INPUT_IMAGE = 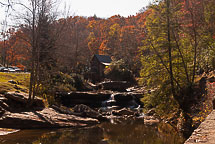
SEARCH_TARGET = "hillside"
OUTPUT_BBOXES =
[0,72,30,94]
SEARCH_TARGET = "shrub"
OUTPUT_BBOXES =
[104,59,135,83]
[69,73,86,91]
[37,72,75,98]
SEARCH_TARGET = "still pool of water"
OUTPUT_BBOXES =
[0,120,185,144]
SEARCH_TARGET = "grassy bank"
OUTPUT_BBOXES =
[0,72,30,94]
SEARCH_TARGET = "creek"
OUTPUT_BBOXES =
[0,83,186,143]
[0,120,185,144]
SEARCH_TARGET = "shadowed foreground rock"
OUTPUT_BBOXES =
[3,92,45,111]
[0,92,99,129]
[185,110,215,144]
[0,90,144,130]
[0,108,99,129]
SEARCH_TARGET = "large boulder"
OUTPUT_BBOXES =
[73,104,107,121]
[5,92,45,110]
[56,91,111,107]
[0,93,100,130]
[0,108,99,129]
[112,108,135,116]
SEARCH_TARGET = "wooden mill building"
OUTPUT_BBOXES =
[90,54,112,82]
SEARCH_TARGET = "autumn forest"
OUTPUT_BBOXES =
[1,0,215,140]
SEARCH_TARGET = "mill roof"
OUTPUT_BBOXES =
[94,54,112,65]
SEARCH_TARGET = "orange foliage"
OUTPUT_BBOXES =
[1,28,30,67]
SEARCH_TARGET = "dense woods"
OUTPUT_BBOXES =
[0,9,146,76]
[140,0,215,115]
[1,0,215,121]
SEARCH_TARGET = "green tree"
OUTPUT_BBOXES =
[139,0,199,113]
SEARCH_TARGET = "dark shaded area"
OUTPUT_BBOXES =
[55,91,143,108]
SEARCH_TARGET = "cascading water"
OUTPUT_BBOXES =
[99,92,144,124]
[102,93,116,107]
[100,93,119,115]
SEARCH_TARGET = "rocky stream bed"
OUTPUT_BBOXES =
[0,81,160,136]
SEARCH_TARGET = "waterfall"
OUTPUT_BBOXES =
[101,93,118,112]
[102,93,115,106]
[99,92,144,124]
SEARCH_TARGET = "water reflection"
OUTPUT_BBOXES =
[0,121,185,144]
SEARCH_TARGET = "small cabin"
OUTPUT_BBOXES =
[90,54,112,82]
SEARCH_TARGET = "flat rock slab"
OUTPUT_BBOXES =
[97,81,131,91]
[0,128,19,136]
[0,108,99,129]
[185,110,215,144]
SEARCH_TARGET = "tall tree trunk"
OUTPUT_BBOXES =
[191,13,197,85]
[166,0,176,97]
[75,24,79,69]
[29,0,36,102]
[172,30,190,85]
